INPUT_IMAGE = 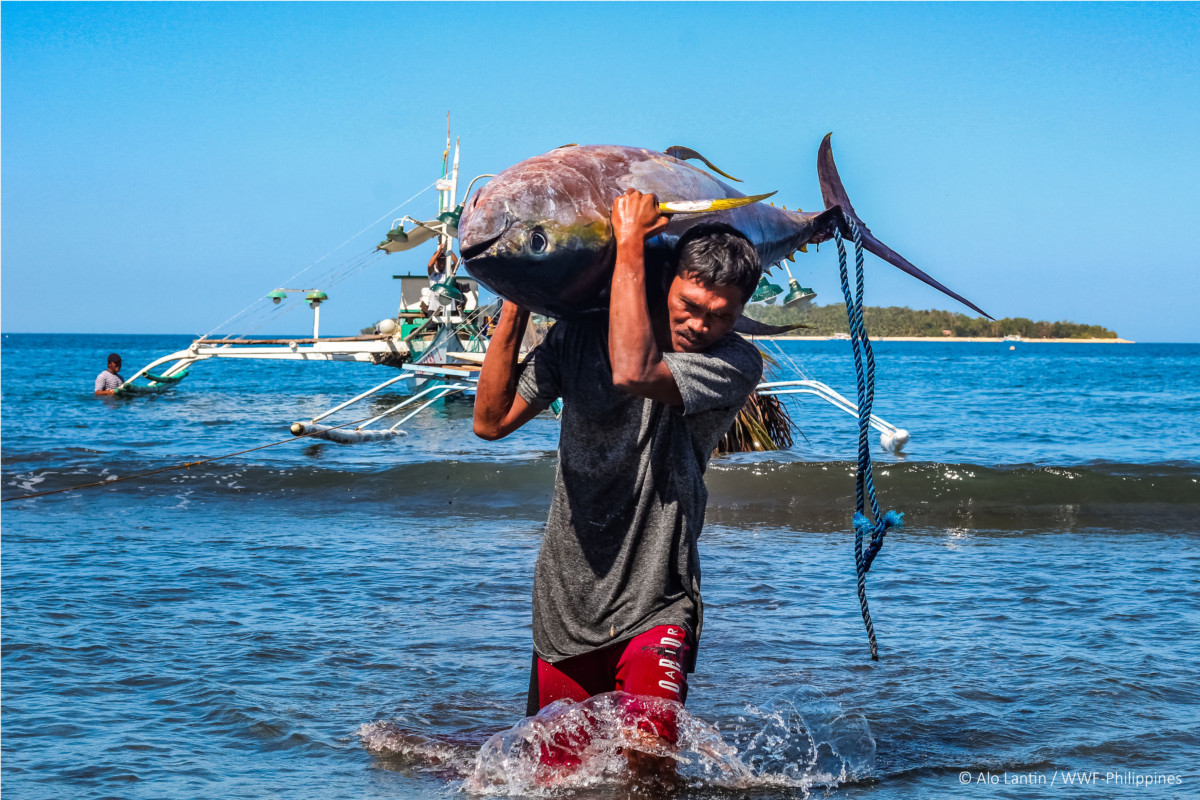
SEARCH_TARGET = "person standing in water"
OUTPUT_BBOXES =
[94,353,124,397]
[473,189,762,770]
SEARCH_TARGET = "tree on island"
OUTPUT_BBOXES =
[747,304,1118,339]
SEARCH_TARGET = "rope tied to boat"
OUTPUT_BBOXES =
[833,213,904,661]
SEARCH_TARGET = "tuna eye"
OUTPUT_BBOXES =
[530,229,548,253]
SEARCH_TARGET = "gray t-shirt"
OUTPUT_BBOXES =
[95,370,123,393]
[517,316,762,669]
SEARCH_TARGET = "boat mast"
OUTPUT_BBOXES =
[450,136,460,212]
[438,113,451,217]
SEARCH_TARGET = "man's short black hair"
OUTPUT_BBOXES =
[674,223,762,303]
[107,353,122,365]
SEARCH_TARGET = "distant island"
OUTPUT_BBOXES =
[748,303,1122,340]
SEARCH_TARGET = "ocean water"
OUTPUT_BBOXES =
[2,333,1198,799]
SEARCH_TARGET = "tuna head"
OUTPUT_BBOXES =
[458,147,623,318]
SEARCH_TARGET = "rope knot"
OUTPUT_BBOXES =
[856,509,903,572]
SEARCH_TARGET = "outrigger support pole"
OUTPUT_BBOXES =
[756,379,910,452]
[308,372,415,424]
[290,381,473,443]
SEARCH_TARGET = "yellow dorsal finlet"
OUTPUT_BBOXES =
[664,146,743,183]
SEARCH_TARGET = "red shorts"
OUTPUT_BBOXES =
[527,625,693,761]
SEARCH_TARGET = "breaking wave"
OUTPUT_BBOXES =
[5,458,1196,532]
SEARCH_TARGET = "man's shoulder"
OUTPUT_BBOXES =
[661,330,762,418]
[709,331,763,375]
[716,329,762,357]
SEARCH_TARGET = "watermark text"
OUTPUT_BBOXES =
[958,770,1184,788]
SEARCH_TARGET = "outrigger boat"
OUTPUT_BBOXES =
[120,130,909,451]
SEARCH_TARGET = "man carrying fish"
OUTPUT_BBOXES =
[474,189,763,773]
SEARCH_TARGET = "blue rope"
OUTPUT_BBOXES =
[833,216,903,661]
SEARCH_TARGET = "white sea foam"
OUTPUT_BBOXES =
[12,471,51,491]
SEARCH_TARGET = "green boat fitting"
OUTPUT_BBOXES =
[144,369,189,385]
[782,279,816,307]
[751,275,784,303]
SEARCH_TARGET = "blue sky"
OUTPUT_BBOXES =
[3,2,1198,341]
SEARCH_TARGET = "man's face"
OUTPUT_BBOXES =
[666,270,745,353]
[108,360,121,373]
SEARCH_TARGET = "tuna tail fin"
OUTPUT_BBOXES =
[817,133,992,320]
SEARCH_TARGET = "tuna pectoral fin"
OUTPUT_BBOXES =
[660,191,776,215]
[734,314,806,337]
[817,133,993,320]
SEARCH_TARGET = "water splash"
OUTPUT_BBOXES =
[730,690,876,787]
[358,721,477,782]
[465,693,751,795]
[359,690,875,796]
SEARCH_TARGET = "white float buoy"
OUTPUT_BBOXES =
[881,429,910,452]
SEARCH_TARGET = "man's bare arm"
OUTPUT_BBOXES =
[608,190,683,406]
[473,301,542,440]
